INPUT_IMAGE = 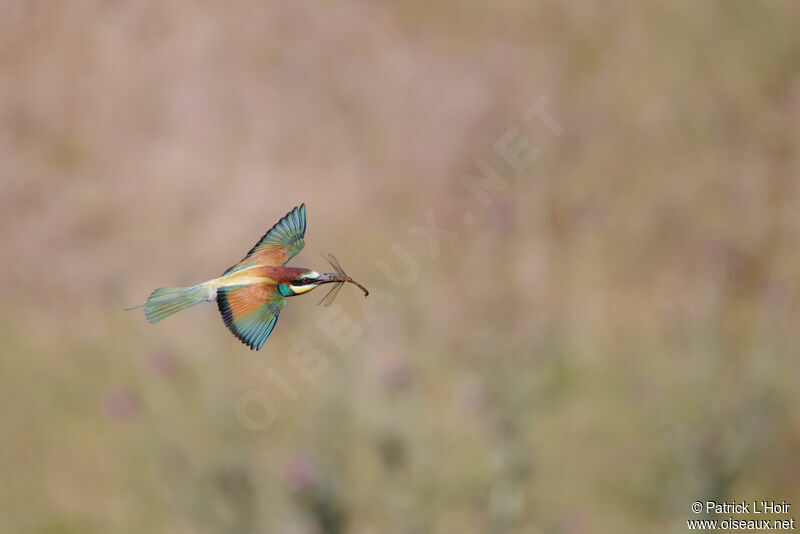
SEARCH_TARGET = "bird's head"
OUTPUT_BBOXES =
[277,255,369,303]
[279,271,323,296]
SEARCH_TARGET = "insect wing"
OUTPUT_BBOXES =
[325,253,346,276]
[318,281,344,306]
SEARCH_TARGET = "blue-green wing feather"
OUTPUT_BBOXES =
[217,285,286,350]
[224,204,306,275]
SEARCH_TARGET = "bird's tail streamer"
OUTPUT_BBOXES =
[127,284,210,324]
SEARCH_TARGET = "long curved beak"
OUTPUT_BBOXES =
[312,273,342,284]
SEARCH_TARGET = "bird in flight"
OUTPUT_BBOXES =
[128,204,368,350]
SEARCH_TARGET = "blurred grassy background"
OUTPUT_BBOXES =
[2,1,800,533]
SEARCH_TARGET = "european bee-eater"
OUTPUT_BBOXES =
[130,204,368,350]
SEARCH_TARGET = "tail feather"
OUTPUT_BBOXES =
[144,285,209,324]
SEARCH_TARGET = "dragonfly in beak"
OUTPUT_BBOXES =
[310,253,369,306]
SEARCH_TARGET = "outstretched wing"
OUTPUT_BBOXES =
[224,204,306,274]
[217,284,286,350]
